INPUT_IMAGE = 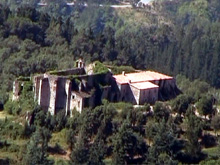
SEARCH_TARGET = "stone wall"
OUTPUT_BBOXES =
[12,80,20,101]
[139,87,158,104]
[40,78,50,110]
[55,78,67,112]
[31,70,179,115]
[130,86,140,105]
[150,78,178,101]
[116,83,135,103]
[70,92,83,114]
[33,76,43,101]
[65,80,72,116]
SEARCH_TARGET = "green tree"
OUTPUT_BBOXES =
[70,131,89,165]
[184,106,203,160]
[154,102,170,122]
[197,95,214,119]
[23,128,53,165]
[88,135,106,165]
[147,120,180,165]
[171,94,193,115]
[112,120,148,164]
[211,115,220,135]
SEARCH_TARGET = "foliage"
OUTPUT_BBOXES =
[171,94,193,115]
[22,127,53,165]
[4,100,21,115]
[93,61,109,74]
[147,120,180,164]
[153,102,170,122]
[184,106,204,162]
[112,120,148,164]
[1,0,220,102]
[0,119,23,140]
[197,95,215,118]
[69,132,89,164]
[1,0,220,164]
[110,65,135,74]
[211,115,220,135]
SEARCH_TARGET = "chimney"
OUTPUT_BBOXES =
[122,71,125,76]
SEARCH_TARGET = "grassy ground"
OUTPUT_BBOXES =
[0,150,19,164]
[203,146,218,157]
[109,102,133,112]
[49,128,71,162]
[50,129,69,150]
[104,158,113,165]
[49,155,69,165]
[0,111,15,120]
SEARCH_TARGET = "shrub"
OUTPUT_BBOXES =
[93,61,108,74]
[4,100,21,115]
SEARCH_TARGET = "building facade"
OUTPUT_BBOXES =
[113,71,178,105]
[12,62,179,116]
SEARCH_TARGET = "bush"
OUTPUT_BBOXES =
[0,119,23,140]
[201,134,217,148]
[93,61,109,74]
[4,100,21,115]
[111,65,135,74]
[21,122,34,139]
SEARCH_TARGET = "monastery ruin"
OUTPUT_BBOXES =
[12,60,179,116]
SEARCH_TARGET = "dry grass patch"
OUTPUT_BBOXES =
[50,129,69,150]
[0,111,14,120]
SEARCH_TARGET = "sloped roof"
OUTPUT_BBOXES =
[72,91,91,98]
[131,81,159,90]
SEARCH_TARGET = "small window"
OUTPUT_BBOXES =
[72,94,75,99]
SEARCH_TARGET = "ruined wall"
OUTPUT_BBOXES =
[33,76,43,101]
[101,85,111,100]
[40,78,50,111]
[70,92,83,114]
[55,78,67,112]
[73,72,112,89]
[32,71,179,116]
[48,77,58,115]
[69,72,118,110]
[65,80,72,116]
[12,80,20,101]
[51,68,85,76]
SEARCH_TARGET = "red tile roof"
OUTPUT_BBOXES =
[113,71,173,85]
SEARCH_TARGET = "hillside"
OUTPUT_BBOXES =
[1,0,220,164]
[0,0,220,104]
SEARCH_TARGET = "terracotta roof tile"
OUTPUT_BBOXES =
[113,71,173,84]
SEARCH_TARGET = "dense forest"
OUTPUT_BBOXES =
[0,0,220,102]
[1,0,220,164]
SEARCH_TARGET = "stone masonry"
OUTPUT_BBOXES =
[13,60,180,116]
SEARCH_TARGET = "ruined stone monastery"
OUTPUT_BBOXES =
[13,60,179,116]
